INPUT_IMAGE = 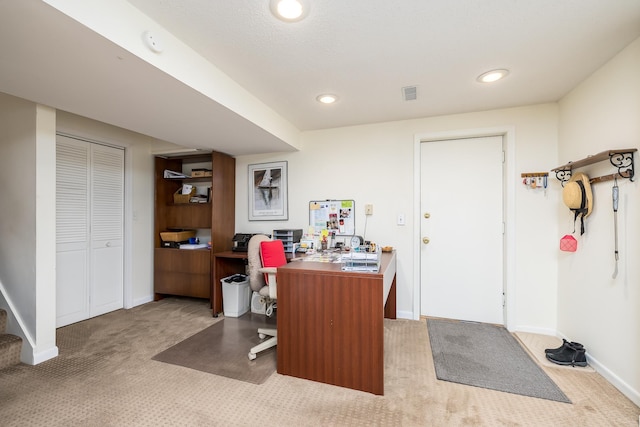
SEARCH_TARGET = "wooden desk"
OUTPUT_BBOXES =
[276,251,397,395]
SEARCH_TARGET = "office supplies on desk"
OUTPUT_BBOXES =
[342,247,381,272]
[273,229,303,253]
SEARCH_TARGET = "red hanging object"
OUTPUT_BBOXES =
[560,234,577,252]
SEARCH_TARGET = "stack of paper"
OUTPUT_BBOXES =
[164,169,190,179]
[179,244,208,250]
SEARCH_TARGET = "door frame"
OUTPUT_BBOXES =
[413,126,516,329]
[57,132,134,310]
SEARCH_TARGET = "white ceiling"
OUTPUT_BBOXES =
[1,1,639,155]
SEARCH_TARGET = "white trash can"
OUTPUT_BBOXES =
[221,274,250,317]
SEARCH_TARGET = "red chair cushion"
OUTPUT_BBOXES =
[260,240,287,286]
[260,240,288,268]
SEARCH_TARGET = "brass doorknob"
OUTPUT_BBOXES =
[424,213,430,219]
[422,237,430,244]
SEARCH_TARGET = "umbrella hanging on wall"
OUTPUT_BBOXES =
[611,177,619,279]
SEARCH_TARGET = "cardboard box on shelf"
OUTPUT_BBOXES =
[160,230,196,242]
[191,169,212,177]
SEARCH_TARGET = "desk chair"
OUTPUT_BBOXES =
[247,235,287,360]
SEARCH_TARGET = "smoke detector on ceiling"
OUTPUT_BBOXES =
[402,86,417,101]
[142,31,163,53]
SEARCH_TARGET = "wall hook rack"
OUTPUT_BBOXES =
[520,172,549,178]
[551,149,637,187]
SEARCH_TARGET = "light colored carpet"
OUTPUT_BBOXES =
[0,297,638,426]
[515,332,596,372]
[427,318,570,403]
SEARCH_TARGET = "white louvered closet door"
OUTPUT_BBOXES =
[56,136,124,327]
[89,143,124,318]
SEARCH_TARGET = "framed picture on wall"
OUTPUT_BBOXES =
[248,161,288,221]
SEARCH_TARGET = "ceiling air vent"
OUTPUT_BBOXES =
[402,86,417,101]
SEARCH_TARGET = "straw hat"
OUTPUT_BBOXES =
[562,172,592,217]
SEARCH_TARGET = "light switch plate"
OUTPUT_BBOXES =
[397,213,405,225]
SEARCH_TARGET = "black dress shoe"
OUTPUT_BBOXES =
[546,342,587,367]
[545,339,584,355]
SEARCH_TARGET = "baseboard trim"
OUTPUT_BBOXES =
[130,295,154,308]
[396,310,413,320]
[30,345,59,365]
[519,326,640,408]
[586,352,640,407]
[510,325,556,336]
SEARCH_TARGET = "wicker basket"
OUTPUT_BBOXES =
[173,187,196,204]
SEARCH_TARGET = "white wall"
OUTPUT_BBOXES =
[0,93,57,363]
[235,103,560,328]
[34,103,57,363]
[558,36,640,404]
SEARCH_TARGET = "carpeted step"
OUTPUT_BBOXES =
[0,333,22,370]
[0,309,6,334]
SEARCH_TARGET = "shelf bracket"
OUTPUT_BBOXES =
[554,169,572,187]
[552,149,636,187]
[609,151,635,181]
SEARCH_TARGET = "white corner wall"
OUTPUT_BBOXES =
[34,103,58,363]
[0,92,58,364]
[235,103,560,330]
[0,95,162,365]
[558,36,640,405]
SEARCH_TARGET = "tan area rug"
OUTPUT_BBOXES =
[152,312,277,384]
[515,332,595,372]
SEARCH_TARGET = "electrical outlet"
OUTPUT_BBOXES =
[365,204,373,216]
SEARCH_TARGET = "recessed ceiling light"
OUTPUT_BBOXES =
[316,94,338,104]
[477,69,509,83]
[270,0,309,22]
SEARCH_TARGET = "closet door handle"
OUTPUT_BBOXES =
[105,241,111,247]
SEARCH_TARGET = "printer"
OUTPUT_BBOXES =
[232,233,270,251]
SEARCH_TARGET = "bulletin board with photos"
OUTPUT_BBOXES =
[309,200,355,236]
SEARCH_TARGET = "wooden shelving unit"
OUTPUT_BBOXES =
[154,152,235,302]
[551,149,637,186]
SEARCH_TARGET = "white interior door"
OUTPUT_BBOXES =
[420,136,504,324]
[90,143,124,317]
[56,136,124,327]
[56,139,90,326]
